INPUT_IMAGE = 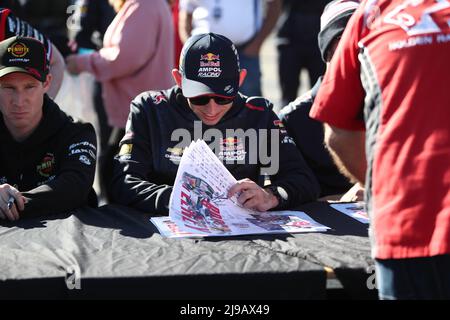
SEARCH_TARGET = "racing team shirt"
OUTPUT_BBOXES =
[310,0,450,259]
[111,86,321,215]
[0,96,97,218]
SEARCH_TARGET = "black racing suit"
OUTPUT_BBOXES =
[111,86,320,215]
[0,95,97,218]
[278,78,353,197]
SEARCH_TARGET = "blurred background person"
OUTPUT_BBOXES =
[0,0,22,15]
[178,0,282,98]
[68,0,116,196]
[66,0,174,203]
[168,0,183,67]
[276,0,328,107]
[16,0,72,57]
[278,0,360,201]
[68,0,116,53]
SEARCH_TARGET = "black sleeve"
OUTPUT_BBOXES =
[280,99,324,165]
[269,111,321,209]
[110,98,173,215]
[21,123,97,217]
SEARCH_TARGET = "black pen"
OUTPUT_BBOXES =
[7,196,15,210]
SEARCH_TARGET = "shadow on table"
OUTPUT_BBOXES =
[0,212,72,230]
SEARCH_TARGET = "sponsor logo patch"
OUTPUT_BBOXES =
[165,147,184,164]
[273,120,284,128]
[119,144,133,156]
[79,155,92,166]
[8,41,29,58]
[153,94,167,104]
[198,52,222,78]
[37,153,55,178]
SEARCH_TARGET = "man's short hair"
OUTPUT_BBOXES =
[179,32,240,98]
[0,36,49,82]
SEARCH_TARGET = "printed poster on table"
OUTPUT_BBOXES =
[330,202,369,224]
[152,140,329,238]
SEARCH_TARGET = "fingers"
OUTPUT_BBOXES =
[241,197,259,210]
[12,192,25,211]
[0,203,16,221]
[227,179,254,198]
[0,184,23,221]
[11,201,21,220]
[237,188,256,205]
[228,179,277,211]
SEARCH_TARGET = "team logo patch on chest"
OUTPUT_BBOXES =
[218,137,246,161]
[165,147,184,164]
[37,153,55,177]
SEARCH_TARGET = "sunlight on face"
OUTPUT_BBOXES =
[0,72,49,141]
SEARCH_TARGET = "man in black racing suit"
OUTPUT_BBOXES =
[111,33,320,215]
[0,36,97,221]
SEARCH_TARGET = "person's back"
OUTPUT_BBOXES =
[279,0,359,198]
[276,0,328,106]
[279,82,352,197]
[311,0,450,299]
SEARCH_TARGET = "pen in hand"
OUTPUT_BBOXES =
[7,196,15,210]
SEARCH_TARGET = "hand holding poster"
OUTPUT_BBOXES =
[152,140,329,238]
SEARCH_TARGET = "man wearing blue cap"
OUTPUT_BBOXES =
[111,32,320,215]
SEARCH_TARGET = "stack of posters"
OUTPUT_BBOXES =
[151,140,329,238]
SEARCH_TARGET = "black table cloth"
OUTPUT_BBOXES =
[0,202,375,299]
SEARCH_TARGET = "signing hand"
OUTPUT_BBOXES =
[340,183,365,202]
[0,184,26,221]
[228,178,278,212]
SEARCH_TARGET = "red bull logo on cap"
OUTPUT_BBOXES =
[200,52,221,67]
[200,53,220,61]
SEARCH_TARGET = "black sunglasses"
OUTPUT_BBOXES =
[188,95,235,106]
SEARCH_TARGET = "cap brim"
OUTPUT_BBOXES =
[181,77,216,98]
[181,77,239,98]
[0,67,43,81]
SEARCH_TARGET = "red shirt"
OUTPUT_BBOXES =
[310,0,450,259]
